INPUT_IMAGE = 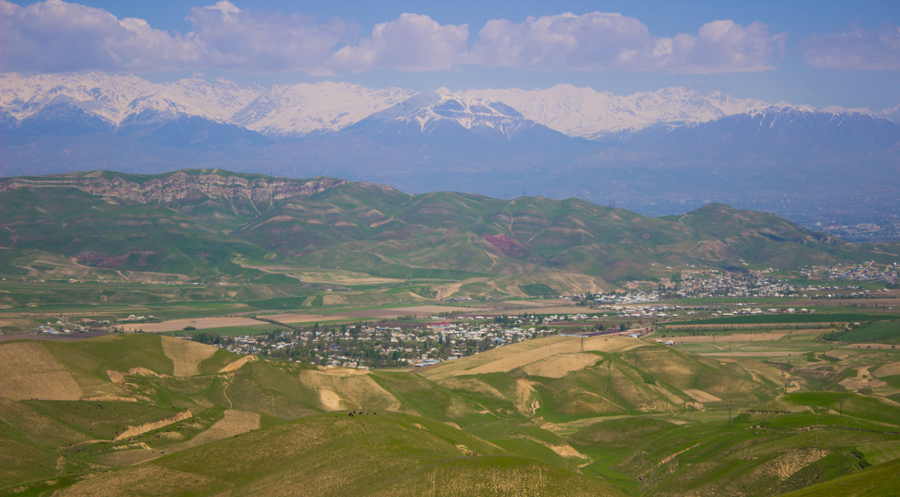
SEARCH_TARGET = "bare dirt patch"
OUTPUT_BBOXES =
[825,350,854,360]
[424,336,641,380]
[106,367,162,387]
[839,366,888,390]
[440,377,506,399]
[122,317,265,333]
[332,305,476,319]
[301,370,401,412]
[322,294,348,306]
[264,313,346,324]
[434,282,466,300]
[179,410,259,448]
[515,380,539,416]
[698,351,806,357]
[318,389,343,411]
[0,341,82,400]
[115,410,192,441]
[82,395,137,402]
[668,332,787,343]
[843,343,896,350]
[548,442,590,461]
[218,355,257,373]
[684,389,722,403]
[463,305,583,317]
[512,432,591,462]
[160,337,217,377]
[317,366,371,376]
[522,353,602,378]
[873,362,900,378]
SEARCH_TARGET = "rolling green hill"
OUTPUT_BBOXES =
[1,169,889,300]
[3,333,900,496]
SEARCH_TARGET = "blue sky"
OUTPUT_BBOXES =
[2,0,899,109]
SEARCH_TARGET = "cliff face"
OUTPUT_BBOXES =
[0,170,348,208]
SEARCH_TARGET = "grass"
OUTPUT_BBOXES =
[162,324,289,337]
[21,411,626,497]
[776,457,900,497]
[2,313,900,496]
[21,400,181,440]
[676,313,898,326]
[824,320,900,344]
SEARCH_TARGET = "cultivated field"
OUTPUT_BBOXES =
[121,317,266,332]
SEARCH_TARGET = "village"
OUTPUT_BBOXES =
[214,318,570,368]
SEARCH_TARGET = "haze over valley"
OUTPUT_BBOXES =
[2,1,900,496]
[4,72,899,240]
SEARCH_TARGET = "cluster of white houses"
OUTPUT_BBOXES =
[217,321,561,368]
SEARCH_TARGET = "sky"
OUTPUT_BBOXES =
[2,0,899,110]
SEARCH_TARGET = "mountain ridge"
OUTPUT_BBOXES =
[8,72,895,139]
[2,169,892,290]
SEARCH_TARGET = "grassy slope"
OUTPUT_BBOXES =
[2,170,882,291]
[51,412,626,497]
[0,187,271,280]
[776,457,900,497]
[3,333,900,495]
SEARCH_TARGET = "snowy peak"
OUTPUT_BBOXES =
[463,85,778,138]
[232,81,414,136]
[364,89,537,138]
[878,104,900,124]
[0,72,412,135]
[3,73,897,140]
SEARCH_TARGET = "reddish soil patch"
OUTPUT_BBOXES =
[483,234,527,258]
[77,251,161,268]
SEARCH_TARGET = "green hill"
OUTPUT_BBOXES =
[3,333,900,495]
[777,457,900,497]
[1,169,886,300]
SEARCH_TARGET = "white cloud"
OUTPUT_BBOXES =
[0,1,784,75]
[654,20,786,73]
[184,1,351,74]
[471,12,784,73]
[333,14,468,71]
[803,23,900,70]
[0,0,204,72]
[472,12,655,70]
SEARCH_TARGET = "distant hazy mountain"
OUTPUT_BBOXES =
[0,72,820,139]
[0,72,415,136]
[879,104,900,123]
[3,72,899,204]
[355,89,539,139]
[1,169,886,285]
[4,72,897,144]
[461,85,781,138]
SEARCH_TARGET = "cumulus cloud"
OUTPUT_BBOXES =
[472,13,655,70]
[0,0,204,72]
[333,14,468,71]
[0,1,784,75]
[185,1,351,74]
[803,23,900,70]
[471,12,785,73]
[654,20,786,73]
[0,0,353,74]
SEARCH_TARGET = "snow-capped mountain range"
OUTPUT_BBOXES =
[0,73,415,137]
[356,88,539,138]
[5,72,898,140]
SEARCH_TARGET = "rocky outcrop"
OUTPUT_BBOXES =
[0,170,348,207]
